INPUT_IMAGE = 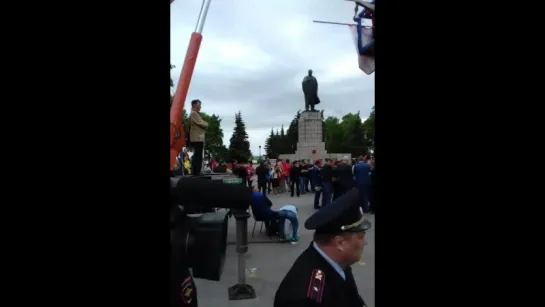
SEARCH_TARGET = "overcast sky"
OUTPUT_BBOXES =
[171,0,374,156]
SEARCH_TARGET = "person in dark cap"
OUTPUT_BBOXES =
[274,188,371,307]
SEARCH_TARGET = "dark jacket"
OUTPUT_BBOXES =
[333,163,354,192]
[311,165,322,187]
[321,164,333,183]
[301,164,312,178]
[256,164,269,183]
[370,167,375,187]
[290,165,301,180]
[233,165,247,181]
[274,243,366,307]
[250,192,275,219]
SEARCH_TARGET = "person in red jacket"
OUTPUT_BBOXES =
[246,161,255,188]
[282,159,292,193]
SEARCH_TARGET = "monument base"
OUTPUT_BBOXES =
[278,111,351,162]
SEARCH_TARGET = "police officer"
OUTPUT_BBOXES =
[170,197,199,307]
[274,188,371,307]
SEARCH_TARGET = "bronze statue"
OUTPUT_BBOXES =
[302,69,320,111]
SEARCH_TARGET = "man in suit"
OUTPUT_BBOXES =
[312,160,323,209]
[290,160,302,197]
[353,155,371,213]
[189,99,208,176]
[274,188,371,307]
[320,159,334,206]
[332,156,354,200]
[368,156,375,214]
[255,161,269,195]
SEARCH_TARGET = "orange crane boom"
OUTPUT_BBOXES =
[170,0,212,170]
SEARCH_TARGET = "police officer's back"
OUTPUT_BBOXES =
[274,188,371,307]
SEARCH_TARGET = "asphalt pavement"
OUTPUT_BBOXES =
[194,185,375,307]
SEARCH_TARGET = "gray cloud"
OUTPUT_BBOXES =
[171,0,374,155]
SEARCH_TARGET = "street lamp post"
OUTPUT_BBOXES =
[259,146,261,158]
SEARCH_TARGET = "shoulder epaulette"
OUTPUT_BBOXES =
[306,269,325,303]
[180,276,194,304]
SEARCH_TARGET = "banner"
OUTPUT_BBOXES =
[349,24,375,75]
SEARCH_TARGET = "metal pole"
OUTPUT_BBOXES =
[313,20,356,27]
[228,210,256,300]
[235,214,248,284]
[195,0,212,34]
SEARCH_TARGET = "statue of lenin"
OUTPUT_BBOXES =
[302,69,320,111]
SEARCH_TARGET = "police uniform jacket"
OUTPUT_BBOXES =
[275,188,370,307]
[274,242,366,307]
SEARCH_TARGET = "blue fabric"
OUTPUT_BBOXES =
[313,242,346,280]
[303,177,309,193]
[312,166,322,187]
[251,192,275,219]
[353,162,371,185]
[357,183,370,213]
[322,182,333,207]
[278,207,299,238]
[354,3,375,55]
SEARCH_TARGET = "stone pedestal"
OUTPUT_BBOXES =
[295,111,327,158]
[279,111,351,161]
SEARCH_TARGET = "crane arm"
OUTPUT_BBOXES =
[170,0,211,171]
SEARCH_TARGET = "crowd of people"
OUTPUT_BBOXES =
[239,155,375,214]
[228,155,374,245]
[312,155,375,213]
[172,149,225,176]
[174,150,375,216]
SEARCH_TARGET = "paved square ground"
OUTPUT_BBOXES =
[195,189,375,307]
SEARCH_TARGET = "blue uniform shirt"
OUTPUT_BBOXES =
[312,242,346,280]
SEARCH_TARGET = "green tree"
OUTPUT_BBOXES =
[362,106,375,151]
[199,113,225,160]
[264,107,374,158]
[270,129,282,159]
[214,145,229,162]
[181,109,189,145]
[170,64,175,106]
[228,112,252,162]
[285,110,300,154]
[323,116,343,153]
[264,128,275,158]
[279,125,289,154]
[340,112,367,157]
